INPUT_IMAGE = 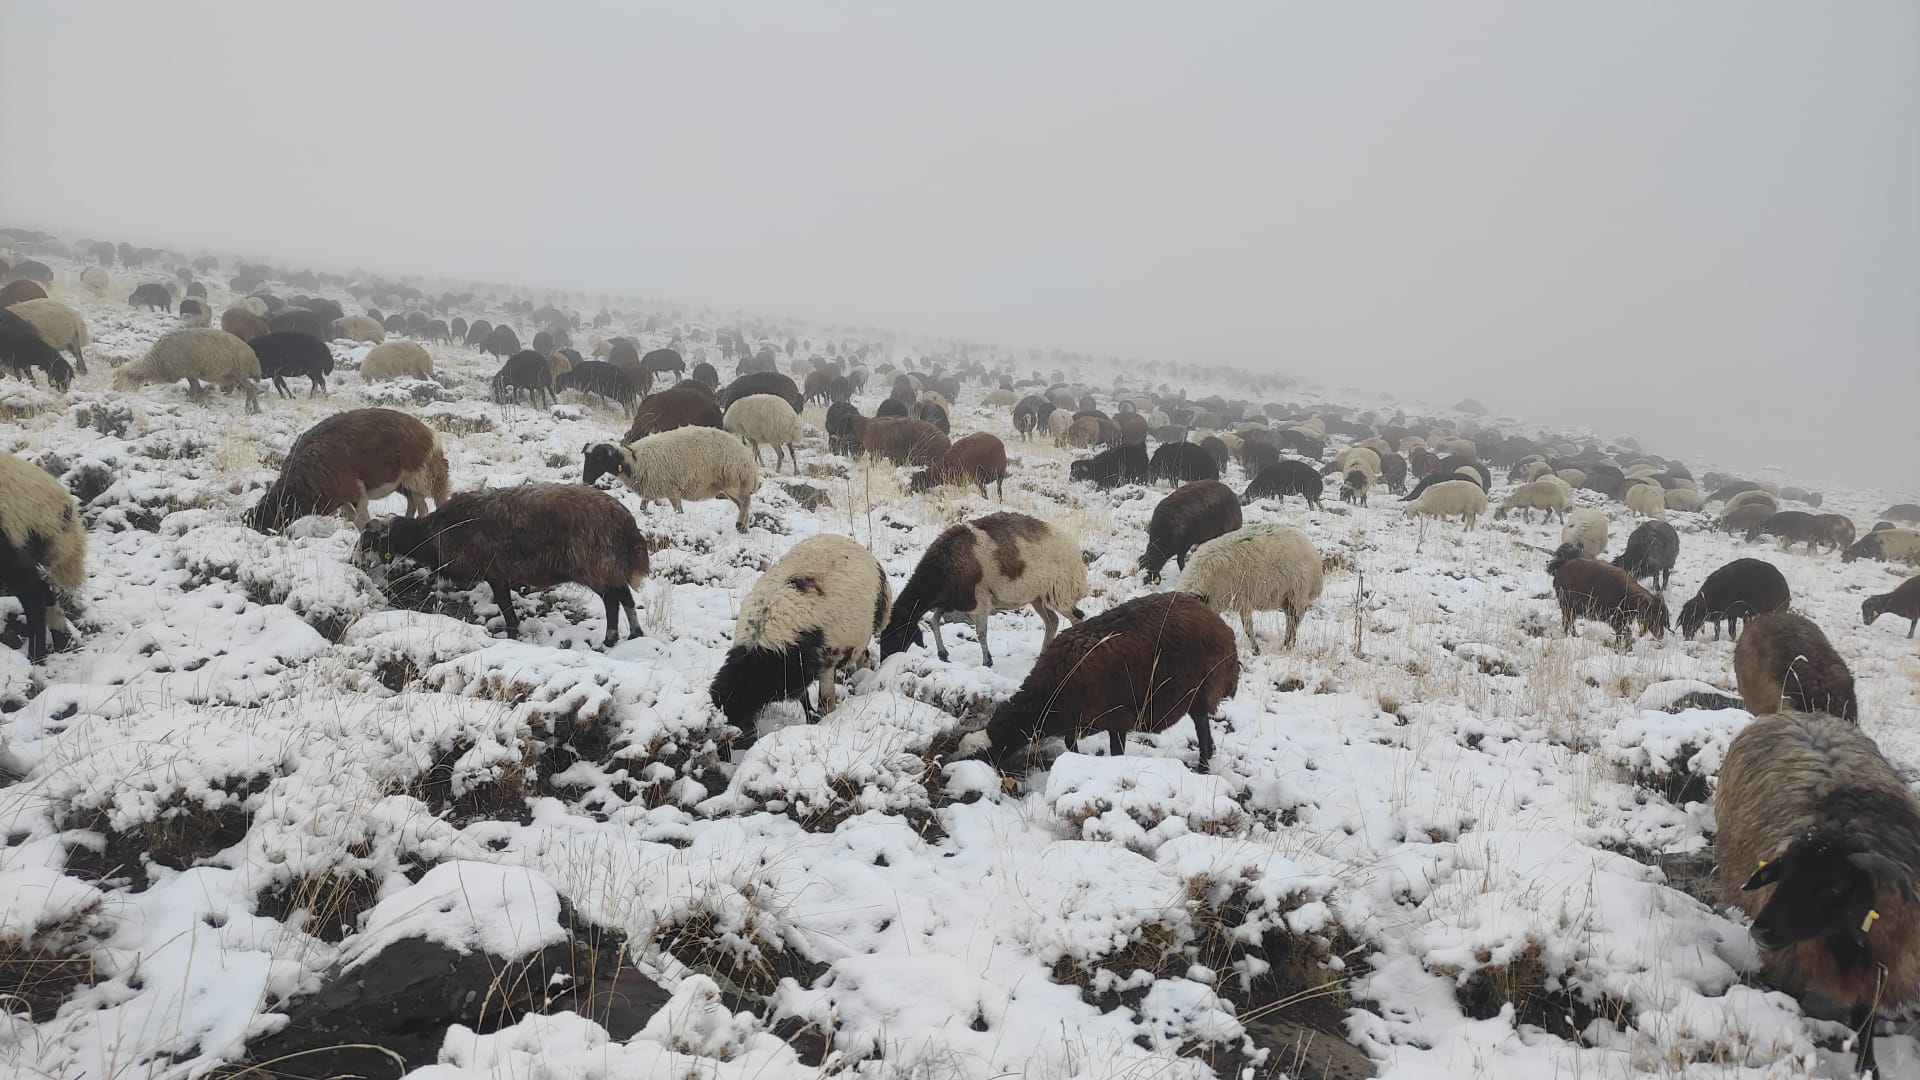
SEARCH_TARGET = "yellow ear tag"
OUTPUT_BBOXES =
[1756,859,1768,870]
[1001,775,1017,793]
[1862,910,1881,934]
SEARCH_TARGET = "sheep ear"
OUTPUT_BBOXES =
[1743,859,1782,891]
[1849,852,1917,902]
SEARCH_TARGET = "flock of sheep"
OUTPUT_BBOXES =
[4,227,1920,1073]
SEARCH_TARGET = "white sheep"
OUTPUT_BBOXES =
[1404,479,1489,532]
[1625,482,1667,519]
[1290,417,1326,440]
[983,388,1018,407]
[1494,479,1571,523]
[1177,523,1324,652]
[1046,409,1072,443]
[1525,460,1554,481]
[79,266,111,296]
[0,451,87,663]
[583,425,760,532]
[1556,468,1587,489]
[1664,487,1706,512]
[1724,489,1777,515]
[8,298,91,375]
[1443,438,1477,461]
[723,393,805,473]
[238,296,270,318]
[361,341,434,382]
[332,314,386,344]
[1332,446,1381,479]
[1560,508,1609,558]
[113,327,262,412]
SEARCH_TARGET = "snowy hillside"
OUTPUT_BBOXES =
[1,256,1918,1080]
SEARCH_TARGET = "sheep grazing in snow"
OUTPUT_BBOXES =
[116,327,263,412]
[862,417,949,466]
[221,306,271,342]
[247,409,449,531]
[879,511,1086,666]
[1624,482,1666,519]
[0,310,73,389]
[1340,468,1372,505]
[623,383,724,440]
[709,533,890,752]
[1677,557,1791,640]
[128,283,173,312]
[1070,443,1148,489]
[1061,415,1118,449]
[1714,711,1920,1078]
[825,401,866,456]
[909,432,1008,498]
[250,331,334,398]
[1612,520,1678,592]
[361,340,434,382]
[719,370,802,411]
[360,484,649,647]
[554,360,638,413]
[724,393,806,473]
[1864,576,1920,638]
[1141,479,1242,585]
[1881,503,1920,525]
[1494,479,1571,523]
[957,592,1239,772]
[641,347,686,378]
[1178,524,1323,652]
[0,280,49,307]
[7,298,90,375]
[1734,612,1858,722]
[583,425,759,532]
[1243,460,1324,509]
[1843,527,1920,566]
[1148,442,1219,486]
[1404,479,1488,532]
[177,298,211,328]
[492,349,555,407]
[1559,508,1609,558]
[1664,487,1707,513]
[1012,394,1049,440]
[79,267,110,295]
[0,450,87,663]
[332,314,385,344]
[1548,547,1668,645]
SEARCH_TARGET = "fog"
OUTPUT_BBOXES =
[4,2,1914,492]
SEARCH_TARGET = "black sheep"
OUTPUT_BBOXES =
[1140,480,1242,584]
[1243,460,1323,509]
[554,360,638,411]
[128,283,173,312]
[642,348,686,377]
[250,332,333,398]
[1148,442,1220,486]
[1239,439,1281,477]
[1613,520,1679,591]
[1677,558,1791,640]
[1069,443,1148,489]
[492,349,555,407]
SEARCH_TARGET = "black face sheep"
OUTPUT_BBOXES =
[709,534,890,752]
[0,451,87,662]
[7,299,90,375]
[956,592,1239,771]
[1069,443,1149,489]
[1242,461,1323,509]
[1864,577,1920,637]
[1843,527,1920,566]
[493,349,556,407]
[1340,468,1372,506]
[1140,480,1241,585]
[116,327,263,412]
[724,393,806,473]
[1714,711,1920,1076]
[128,283,173,312]
[583,425,759,532]
[0,309,73,390]
[879,512,1085,666]
[1012,394,1051,440]
[1547,548,1669,645]
[1677,557,1791,640]
[909,432,1008,498]
[1147,442,1219,487]
[1612,520,1678,591]
[247,409,450,531]
[1734,612,1858,722]
[249,331,335,398]
[360,485,648,647]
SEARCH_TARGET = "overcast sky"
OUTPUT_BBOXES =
[4,2,1914,492]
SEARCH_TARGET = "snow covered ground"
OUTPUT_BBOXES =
[1,258,1918,1079]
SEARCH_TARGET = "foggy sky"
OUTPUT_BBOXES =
[4,2,1914,492]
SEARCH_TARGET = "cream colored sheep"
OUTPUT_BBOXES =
[1289,417,1326,440]
[1664,487,1706,512]
[332,314,386,344]
[1177,523,1323,652]
[361,341,434,382]
[1046,409,1072,443]
[1405,479,1488,531]
[1724,489,1777,516]
[582,425,760,532]
[1443,438,1477,461]
[238,296,270,318]
[8,298,91,375]
[984,388,1018,407]
[723,393,805,473]
[113,327,262,413]
[1625,482,1667,519]
[1494,479,1571,523]
[80,267,111,296]
[1561,508,1609,558]
[1556,468,1587,489]
[1332,446,1381,479]
[1525,460,1554,481]
[0,451,87,662]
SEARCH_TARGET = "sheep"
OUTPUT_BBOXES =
[1548,548,1669,645]
[1864,576,1920,638]
[360,484,648,648]
[583,425,759,532]
[1148,442,1219,486]
[641,347,686,378]
[481,324,520,360]
[1845,527,1920,566]
[1069,443,1148,489]
[0,310,74,389]
[724,393,805,473]
[861,417,949,467]
[625,383,725,440]
[1340,469,1373,505]
[1232,463,1321,513]
[0,450,87,663]
[554,360,637,413]
[1724,488,1778,516]
[1177,524,1323,653]
[709,533,890,751]
[1139,480,1242,585]
[1664,487,1706,513]
[492,349,556,407]
[1330,445,1381,480]
[0,280,49,307]
[1057,415,1110,449]
[913,399,952,434]
[1555,467,1588,490]
[956,592,1238,771]
[115,327,262,412]
[176,298,211,328]
[361,340,435,382]
[879,512,1085,666]
[128,283,173,312]
[250,331,335,398]
[1712,710,1920,1078]
[1882,503,1920,525]
[247,409,449,531]
[332,314,385,343]
[464,319,494,348]
[7,299,90,375]
[1733,612,1858,722]
[909,432,1008,498]
[1378,451,1409,494]
[1045,409,1073,443]
[1624,482,1666,518]
[1613,520,1679,592]
[719,371,802,411]
[80,267,110,295]
[1494,479,1571,523]
[269,306,329,339]
[825,401,865,456]
[222,306,271,342]
[1560,508,1609,558]
[1677,557,1791,640]
[1404,479,1488,532]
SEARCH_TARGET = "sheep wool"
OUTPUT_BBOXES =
[1560,508,1609,558]
[332,314,386,344]
[1178,523,1323,652]
[1624,482,1666,518]
[0,451,87,662]
[583,425,759,532]
[1663,487,1706,513]
[361,340,434,382]
[1404,479,1489,530]
[8,298,91,375]
[1494,479,1571,523]
[879,512,1087,666]
[723,393,806,473]
[114,327,262,413]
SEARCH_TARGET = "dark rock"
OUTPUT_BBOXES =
[1659,690,1742,714]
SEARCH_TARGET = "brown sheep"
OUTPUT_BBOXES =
[0,280,48,307]
[1061,415,1118,449]
[1863,576,1920,637]
[1721,500,1777,536]
[862,417,949,466]
[1116,413,1148,446]
[1734,612,1859,722]
[622,383,724,441]
[246,409,450,531]
[221,306,271,342]
[908,432,1008,498]
[1548,547,1669,645]
[1141,479,1242,585]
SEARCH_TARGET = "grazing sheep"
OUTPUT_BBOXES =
[7,298,90,375]
[583,425,759,532]
[862,417,949,467]
[1340,468,1372,506]
[1864,576,1920,638]
[80,267,110,295]
[115,327,262,412]
[0,451,87,662]
[724,393,806,473]
[250,332,335,398]
[128,283,173,311]
[1199,436,1231,473]
[956,592,1239,771]
[1178,524,1323,652]
[361,340,434,382]
[492,349,556,407]
[269,306,329,339]
[689,361,720,390]
[624,383,725,440]
[464,319,494,348]
[177,298,211,328]
[709,534,890,750]
[1625,482,1666,519]
[1721,500,1778,537]
[1713,711,1920,1078]
[1378,451,1409,493]
[1013,395,1049,440]
[1724,488,1779,516]
[1664,487,1706,513]
[554,360,638,413]
[0,280,49,307]
[1404,479,1488,532]
[332,314,385,343]
[1148,442,1220,486]
[1734,613,1858,722]
[1045,409,1073,443]
[1495,479,1572,523]
[481,324,520,360]
[1677,558,1791,640]
[1613,520,1679,592]
[983,387,1018,407]
[825,402,866,456]
[246,409,449,530]
[1141,480,1242,585]
[641,347,686,378]
[222,306,271,342]
[912,399,951,434]
[1881,503,1920,525]
[0,310,73,389]
[1843,527,1920,566]
[1069,443,1148,489]
[910,432,1008,498]
[719,371,802,411]
[361,485,648,647]
[1560,508,1609,558]
[7,260,52,285]
[1243,460,1324,509]
[879,512,1085,665]
[1548,548,1669,645]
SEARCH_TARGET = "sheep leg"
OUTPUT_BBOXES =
[186,375,204,398]
[621,590,642,638]
[68,347,87,376]
[732,492,750,533]
[1282,605,1299,649]
[669,497,684,513]
[748,441,765,466]
[489,581,519,638]
[244,383,260,414]
[928,615,951,662]
[1190,706,1215,768]
[1240,607,1259,654]
[21,591,47,665]
[975,610,992,667]
[599,590,624,647]
[788,444,799,474]
[1035,603,1059,649]
[814,663,837,718]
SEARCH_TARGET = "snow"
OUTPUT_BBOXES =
[0,249,1916,1079]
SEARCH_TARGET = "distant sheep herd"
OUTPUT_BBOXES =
[1,228,1918,1073]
